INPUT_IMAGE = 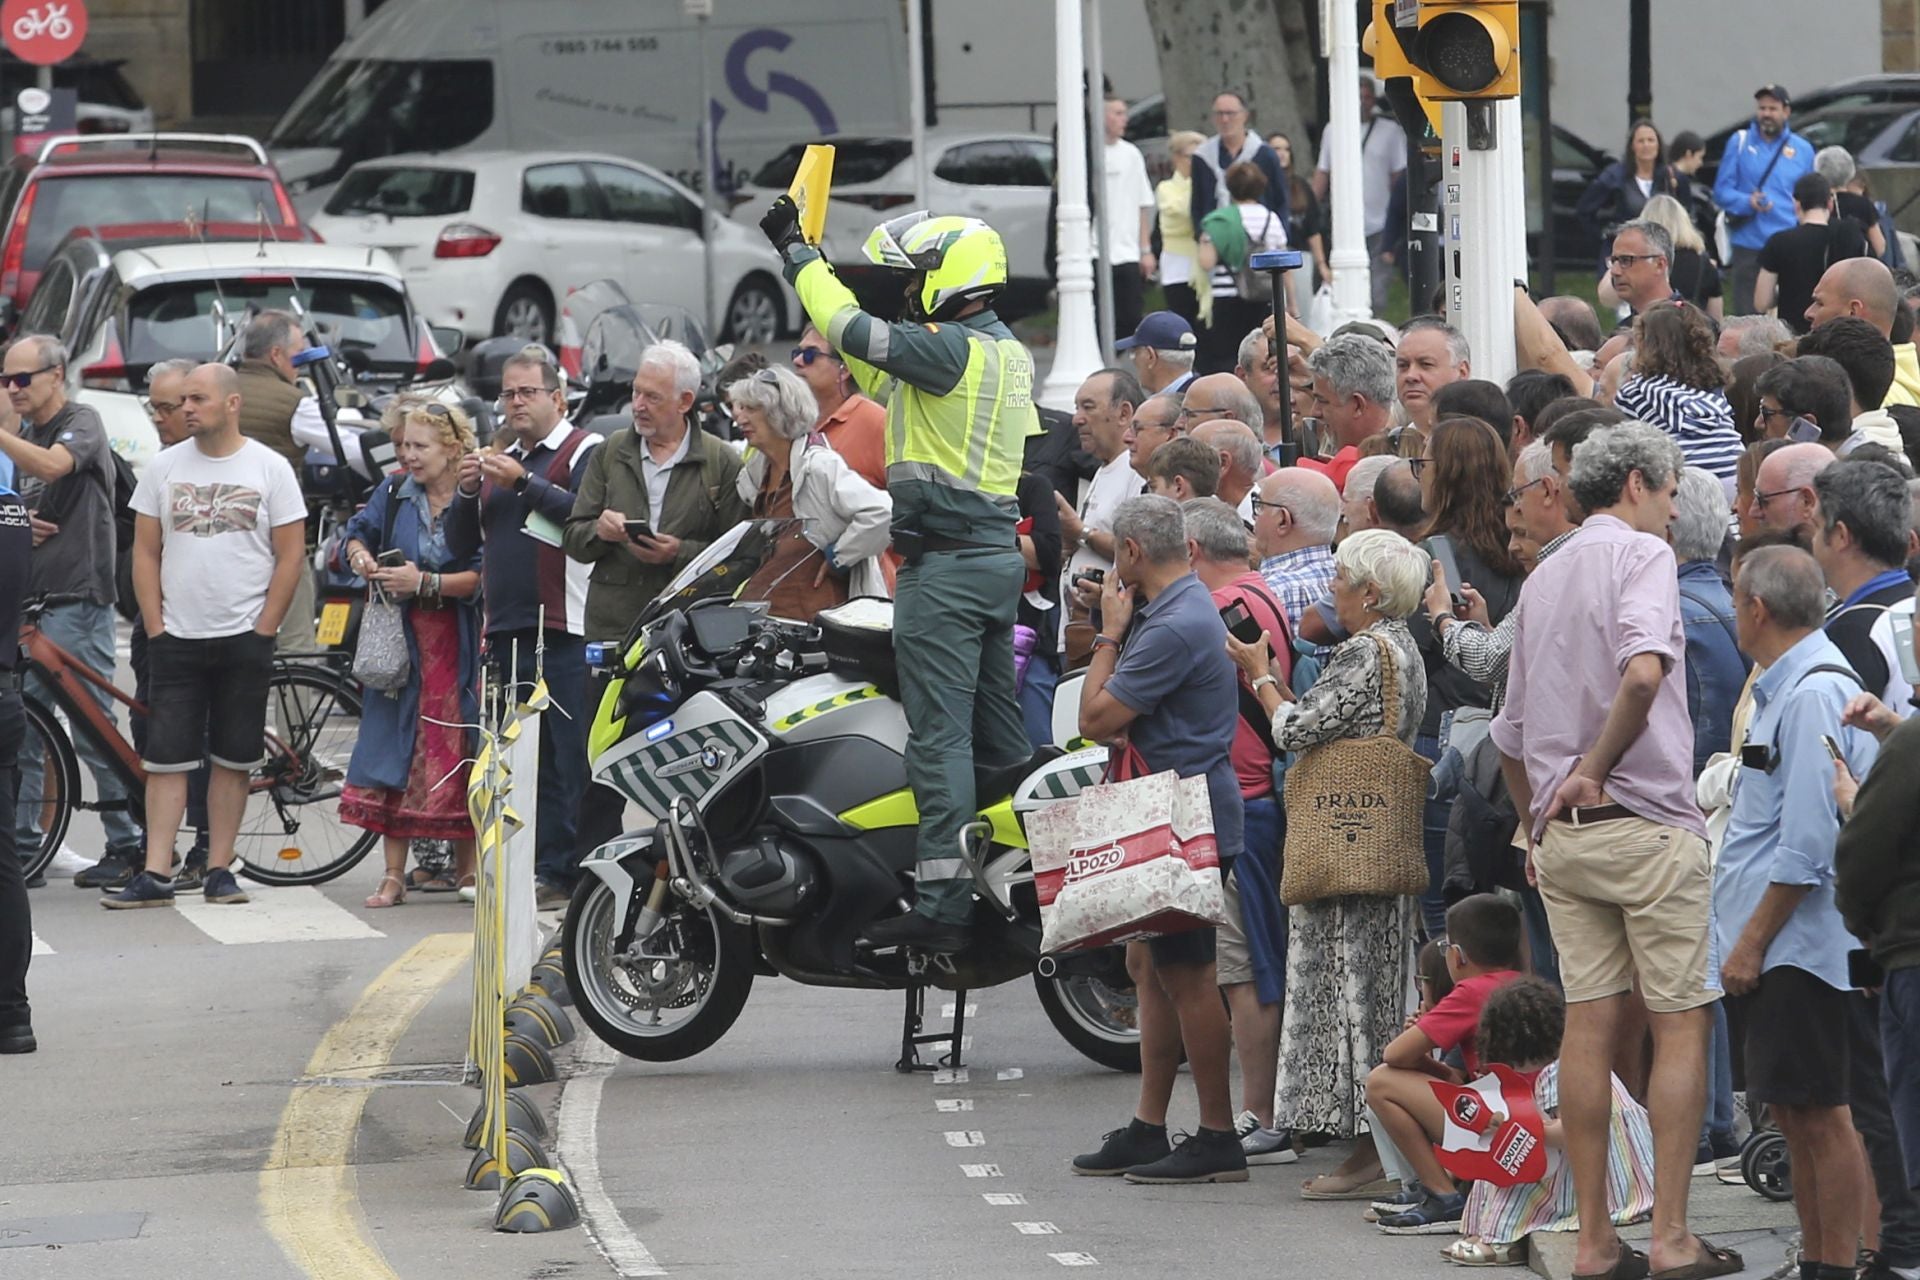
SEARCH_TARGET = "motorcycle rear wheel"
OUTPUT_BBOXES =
[1034,971,1143,1073]
[562,876,755,1061]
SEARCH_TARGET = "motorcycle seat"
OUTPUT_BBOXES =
[975,745,1065,807]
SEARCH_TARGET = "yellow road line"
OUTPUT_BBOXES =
[260,932,471,1279]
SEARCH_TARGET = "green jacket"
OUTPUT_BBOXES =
[1836,713,1920,973]
[562,422,748,642]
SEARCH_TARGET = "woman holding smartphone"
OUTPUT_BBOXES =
[338,403,484,907]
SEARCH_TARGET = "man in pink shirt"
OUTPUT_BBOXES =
[1490,421,1737,1280]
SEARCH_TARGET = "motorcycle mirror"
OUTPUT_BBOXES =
[421,356,458,381]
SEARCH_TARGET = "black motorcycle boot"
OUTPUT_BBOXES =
[861,909,969,954]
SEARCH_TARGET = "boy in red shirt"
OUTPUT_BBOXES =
[1363,894,1525,1233]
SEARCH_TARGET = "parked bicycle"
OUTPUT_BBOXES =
[15,593,373,887]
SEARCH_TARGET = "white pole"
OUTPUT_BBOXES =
[1040,0,1101,411]
[1086,0,1113,362]
[1325,0,1371,323]
[697,14,717,336]
[907,0,930,209]
[1444,100,1521,384]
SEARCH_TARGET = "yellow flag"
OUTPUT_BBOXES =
[787,144,835,246]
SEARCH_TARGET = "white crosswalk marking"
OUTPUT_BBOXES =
[30,932,52,956]
[173,885,384,945]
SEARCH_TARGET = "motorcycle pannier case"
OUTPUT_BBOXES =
[816,599,900,699]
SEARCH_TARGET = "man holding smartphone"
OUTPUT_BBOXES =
[1718,546,1876,1280]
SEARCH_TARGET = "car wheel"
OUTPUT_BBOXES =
[493,282,554,344]
[723,276,783,345]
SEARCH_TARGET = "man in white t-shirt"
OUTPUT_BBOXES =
[1102,95,1158,343]
[105,363,307,911]
[1312,76,1407,316]
[1057,368,1146,656]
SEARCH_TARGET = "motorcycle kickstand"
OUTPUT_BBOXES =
[894,983,969,1074]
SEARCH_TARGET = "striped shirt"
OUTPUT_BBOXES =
[1612,374,1744,481]
[1439,529,1576,711]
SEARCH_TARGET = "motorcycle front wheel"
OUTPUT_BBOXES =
[1033,970,1143,1073]
[562,876,755,1061]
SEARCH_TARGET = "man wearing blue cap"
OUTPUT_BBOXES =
[1715,84,1814,316]
[1115,311,1200,399]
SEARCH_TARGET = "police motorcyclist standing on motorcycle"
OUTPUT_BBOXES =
[759,195,1041,954]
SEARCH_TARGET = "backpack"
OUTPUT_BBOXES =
[1232,209,1279,305]
[108,449,139,621]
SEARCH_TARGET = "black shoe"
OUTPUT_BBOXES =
[74,854,138,890]
[172,844,210,894]
[1123,1127,1250,1184]
[0,1023,34,1054]
[1072,1118,1172,1176]
[861,910,969,953]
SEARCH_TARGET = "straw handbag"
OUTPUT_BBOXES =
[1280,631,1432,906]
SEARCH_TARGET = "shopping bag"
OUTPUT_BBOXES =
[1306,281,1337,337]
[1031,767,1226,954]
[351,589,411,692]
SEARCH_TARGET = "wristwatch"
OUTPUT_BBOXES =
[1431,611,1456,631]
[1251,674,1278,692]
[512,471,531,493]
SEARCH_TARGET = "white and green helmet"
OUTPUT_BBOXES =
[861,210,1009,317]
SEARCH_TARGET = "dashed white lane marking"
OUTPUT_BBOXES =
[933,1067,970,1084]
[996,1067,1024,1080]
[30,931,52,956]
[960,1163,1002,1177]
[944,1130,985,1147]
[174,885,383,945]
[557,1035,666,1277]
[1013,1222,1060,1235]
[983,1193,1026,1206]
[935,1098,974,1112]
[1049,1252,1099,1266]
[940,1002,977,1017]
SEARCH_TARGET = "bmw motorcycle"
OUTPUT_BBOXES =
[559,521,1142,1072]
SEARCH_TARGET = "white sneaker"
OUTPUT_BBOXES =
[458,883,477,903]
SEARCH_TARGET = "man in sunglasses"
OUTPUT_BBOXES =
[791,326,885,489]
[0,336,147,881]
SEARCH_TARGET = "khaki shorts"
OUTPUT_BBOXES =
[1533,813,1715,1013]
[1216,866,1252,987]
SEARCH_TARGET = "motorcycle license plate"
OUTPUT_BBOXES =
[317,601,351,647]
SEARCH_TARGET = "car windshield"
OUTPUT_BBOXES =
[124,277,414,370]
[24,173,283,272]
[269,58,493,155]
[752,140,912,188]
[324,166,475,218]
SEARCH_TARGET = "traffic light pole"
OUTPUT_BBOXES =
[1441,97,1525,384]
[1382,76,1441,316]
[1325,0,1372,324]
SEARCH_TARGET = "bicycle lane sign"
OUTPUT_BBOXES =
[3,0,85,65]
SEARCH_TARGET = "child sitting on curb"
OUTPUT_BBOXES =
[1364,894,1525,1233]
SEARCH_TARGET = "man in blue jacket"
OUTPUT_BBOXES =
[1714,84,1814,317]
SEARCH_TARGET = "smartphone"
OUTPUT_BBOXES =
[1851,947,1887,990]
[1075,567,1105,588]
[1893,609,1920,685]
[1427,535,1470,612]
[624,519,654,543]
[1822,734,1846,766]
[376,548,406,568]
[1220,601,1264,646]
[1787,416,1822,444]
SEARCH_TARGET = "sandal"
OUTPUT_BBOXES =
[1301,1173,1399,1201]
[1647,1239,1741,1280]
[365,874,407,909]
[1444,1238,1527,1267]
[415,874,458,893]
[1572,1244,1650,1280]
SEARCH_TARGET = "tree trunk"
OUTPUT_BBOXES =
[1142,0,1315,163]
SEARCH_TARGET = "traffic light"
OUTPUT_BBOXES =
[1413,0,1519,101]
[1365,3,1442,142]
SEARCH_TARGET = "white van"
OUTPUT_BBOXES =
[267,0,911,216]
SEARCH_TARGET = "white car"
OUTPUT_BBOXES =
[732,132,1056,318]
[308,150,799,348]
[47,241,452,474]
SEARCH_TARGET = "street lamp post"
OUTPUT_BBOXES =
[1325,0,1372,323]
[1040,0,1102,410]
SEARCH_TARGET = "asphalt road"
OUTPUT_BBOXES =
[8,849,1797,1280]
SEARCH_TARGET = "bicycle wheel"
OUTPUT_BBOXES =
[17,695,80,883]
[236,666,377,887]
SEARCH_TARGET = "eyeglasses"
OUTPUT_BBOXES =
[1607,253,1664,269]
[499,385,556,402]
[1249,495,1290,518]
[790,346,841,366]
[411,401,454,419]
[1386,424,1427,458]
[1177,404,1231,422]
[1751,485,1803,509]
[1504,476,1547,506]
[1755,405,1795,425]
[143,397,182,418]
[1,363,57,389]
[752,367,782,385]
[1408,456,1433,476]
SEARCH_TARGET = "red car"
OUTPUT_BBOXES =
[0,132,303,331]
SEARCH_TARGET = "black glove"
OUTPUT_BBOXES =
[760,195,803,255]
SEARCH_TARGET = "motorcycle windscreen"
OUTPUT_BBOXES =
[633,517,809,634]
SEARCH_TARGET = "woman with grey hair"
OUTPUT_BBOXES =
[1227,529,1429,1188]
[1818,144,1891,262]
[728,364,893,617]
[1672,465,1750,776]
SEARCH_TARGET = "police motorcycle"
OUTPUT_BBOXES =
[560,520,1143,1072]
